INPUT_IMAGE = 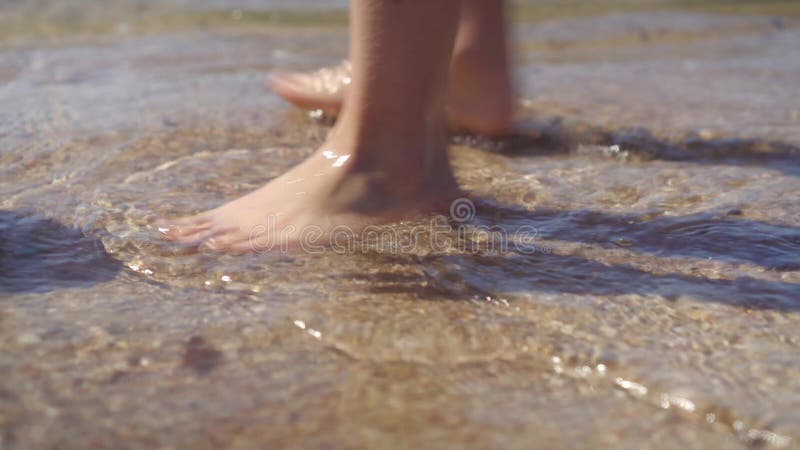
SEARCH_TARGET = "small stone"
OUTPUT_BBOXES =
[17,333,41,345]
[698,129,716,140]
[182,336,222,375]
[613,236,635,247]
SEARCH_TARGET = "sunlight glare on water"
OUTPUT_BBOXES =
[1,0,799,448]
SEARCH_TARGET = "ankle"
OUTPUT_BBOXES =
[446,46,514,135]
[322,124,454,196]
[345,138,450,185]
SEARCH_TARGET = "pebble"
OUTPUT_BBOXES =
[17,333,41,345]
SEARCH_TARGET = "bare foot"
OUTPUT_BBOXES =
[159,132,458,253]
[269,53,513,136]
[268,61,353,115]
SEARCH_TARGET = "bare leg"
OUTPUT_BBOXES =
[269,0,513,136]
[162,0,461,253]
[448,0,514,135]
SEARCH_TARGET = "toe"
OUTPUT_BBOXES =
[268,72,310,101]
[267,71,343,112]
[156,213,213,241]
[210,234,256,255]
[267,71,303,91]
[198,228,249,253]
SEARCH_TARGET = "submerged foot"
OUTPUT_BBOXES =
[269,55,514,136]
[160,133,458,253]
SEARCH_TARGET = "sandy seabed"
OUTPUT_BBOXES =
[1,4,800,449]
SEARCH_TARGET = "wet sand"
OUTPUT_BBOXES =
[1,2,800,449]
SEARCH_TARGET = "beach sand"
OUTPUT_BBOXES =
[1,1,799,448]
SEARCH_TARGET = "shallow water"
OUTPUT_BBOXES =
[1,2,800,449]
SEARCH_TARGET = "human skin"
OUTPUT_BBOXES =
[269,0,514,136]
[161,0,463,253]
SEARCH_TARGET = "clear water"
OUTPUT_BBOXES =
[1,2,800,449]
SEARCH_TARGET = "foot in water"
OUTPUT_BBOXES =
[162,0,471,253]
[160,125,458,253]
[270,50,514,137]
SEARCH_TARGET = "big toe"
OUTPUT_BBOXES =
[267,71,305,91]
[199,228,254,254]
[267,71,344,111]
[157,214,213,241]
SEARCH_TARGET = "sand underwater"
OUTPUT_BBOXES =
[1,0,800,448]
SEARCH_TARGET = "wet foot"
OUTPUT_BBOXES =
[269,53,514,136]
[268,61,353,115]
[160,131,458,253]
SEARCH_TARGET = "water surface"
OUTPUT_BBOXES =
[1,1,800,448]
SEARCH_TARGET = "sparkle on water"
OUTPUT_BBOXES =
[1,1,800,449]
